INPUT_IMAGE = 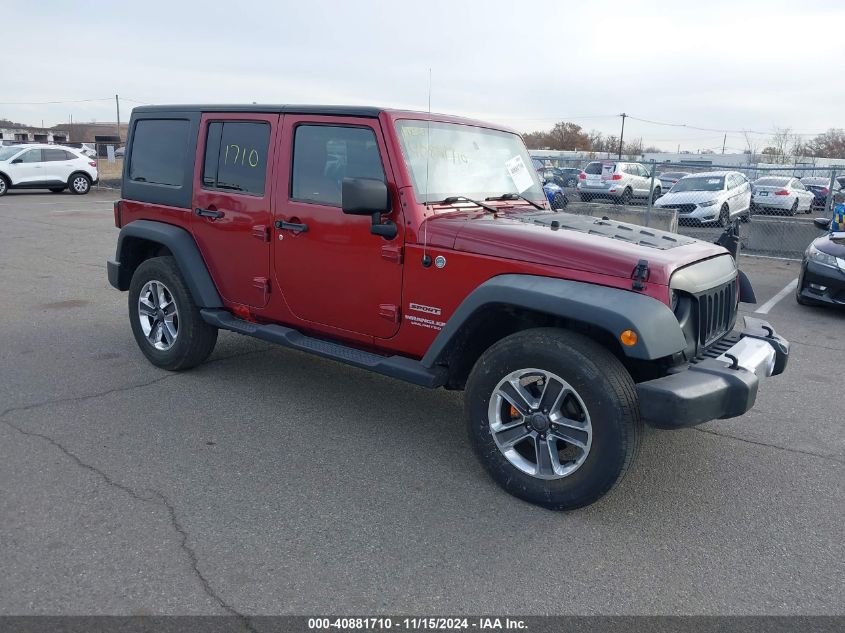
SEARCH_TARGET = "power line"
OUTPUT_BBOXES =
[0,97,114,105]
[625,114,827,137]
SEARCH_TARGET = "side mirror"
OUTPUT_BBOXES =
[813,217,831,230]
[342,177,389,215]
[341,177,396,239]
[11,158,23,164]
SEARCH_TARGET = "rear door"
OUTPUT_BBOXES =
[43,148,75,183]
[191,113,278,308]
[273,115,404,339]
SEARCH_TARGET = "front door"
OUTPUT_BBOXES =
[273,116,403,339]
[191,113,278,308]
[12,148,45,184]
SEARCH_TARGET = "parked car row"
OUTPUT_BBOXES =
[0,144,99,195]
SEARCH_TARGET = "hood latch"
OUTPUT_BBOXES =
[632,259,649,291]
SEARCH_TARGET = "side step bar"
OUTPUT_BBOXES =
[200,309,446,389]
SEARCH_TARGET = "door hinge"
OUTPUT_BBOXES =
[380,244,403,264]
[378,304,400,323]
[252,224,270,242]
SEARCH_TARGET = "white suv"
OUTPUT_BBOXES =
[0,144,99,196]
[577,160,661,204]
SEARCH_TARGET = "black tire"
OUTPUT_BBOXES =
[741,208,751,223]
[68,173,91,195]
[49,187,65,193]
[464,328,642,510]
[651,187,661,204]
[551,191,567,210]
[0,176,8,196]
[789,199,798,217]
[616,188,632,205]
[718,204,730,227]
[128,256,218,371]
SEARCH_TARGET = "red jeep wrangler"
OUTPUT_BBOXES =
[107,105,789,509]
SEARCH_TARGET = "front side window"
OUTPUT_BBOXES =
[202,121,270,195]
[291,125,384,207]
[21,149,43,163]
[129,119,189,186]
[395,120,543,204]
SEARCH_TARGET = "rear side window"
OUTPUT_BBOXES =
[44,148,74,161]
[129,119,189,186]
[202,121,270,195]
[291,125,384,207]
[584,162,603,175]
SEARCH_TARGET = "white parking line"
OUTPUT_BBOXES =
[755,279,798,314]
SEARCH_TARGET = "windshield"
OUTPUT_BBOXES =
[672,176,725,192]
[0,146,22,161]
[395,120,544,204]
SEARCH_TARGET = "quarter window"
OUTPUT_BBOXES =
[291,125,384,207]
[202,121,270,196]
[129,119,190,186]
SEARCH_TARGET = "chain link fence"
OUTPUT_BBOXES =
[533,156,840,259]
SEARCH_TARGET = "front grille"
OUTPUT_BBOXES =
[697,279,738,348]
[663,203,697,214]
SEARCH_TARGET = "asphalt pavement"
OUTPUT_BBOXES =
[1,190,843,616]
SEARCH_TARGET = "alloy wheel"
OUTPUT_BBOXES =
[138,280,179,350]
[72,176,89,193]
[487,368,592,480]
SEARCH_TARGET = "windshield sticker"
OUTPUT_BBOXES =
[707,179,721,184]
[505,155,533,193]
[602,164,615,178]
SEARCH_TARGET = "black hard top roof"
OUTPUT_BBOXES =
[132,104,384,117]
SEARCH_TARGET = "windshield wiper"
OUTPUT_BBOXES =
[438,195,499,214]
[486,192,544,210]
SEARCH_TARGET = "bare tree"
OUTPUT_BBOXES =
[742,130,760,161]
[770,127,793,164]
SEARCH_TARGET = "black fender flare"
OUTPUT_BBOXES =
[107,220,223,308]
[421,274,687,366]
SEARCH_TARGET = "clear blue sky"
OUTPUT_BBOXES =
[3,0,843,152]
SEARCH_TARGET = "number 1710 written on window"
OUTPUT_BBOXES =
[224,144,260,168]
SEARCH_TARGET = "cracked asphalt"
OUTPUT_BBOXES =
[1,190,843,616]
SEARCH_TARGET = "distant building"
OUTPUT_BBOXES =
[0,124,70,145]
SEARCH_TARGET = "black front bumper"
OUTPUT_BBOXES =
[798,259,845,305]
[636,317,789,428]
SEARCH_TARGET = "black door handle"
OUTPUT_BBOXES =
[274,220,309,233]
[196,208,224,219]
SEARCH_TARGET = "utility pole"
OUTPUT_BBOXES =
[721,133,727,155]
[618,113,627,159]
[115,94,121,141]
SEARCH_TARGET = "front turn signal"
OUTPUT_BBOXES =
[620,329,638,347]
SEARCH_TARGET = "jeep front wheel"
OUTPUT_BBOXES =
[465,328,641,510]
[128,256,217,370]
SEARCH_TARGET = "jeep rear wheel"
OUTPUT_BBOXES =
[0,176,7,196]
[465,328,641,510]
[128,256,217,370]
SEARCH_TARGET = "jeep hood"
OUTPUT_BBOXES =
[422,210,730,286]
